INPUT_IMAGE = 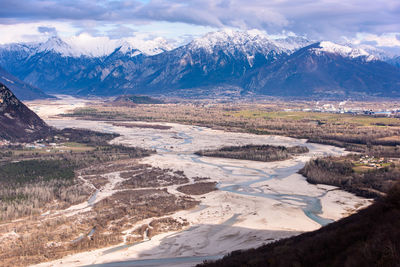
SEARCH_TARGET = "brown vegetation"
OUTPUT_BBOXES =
[147,217,189,238]
[0,158,201,267]
[299,155,400,198]
[108,122,172,130]
[0,136,153,221]
[65,103,400,158]
[0,128,186,266]
[94,189,197,224]
[117,166,189,189]
[177,182,218,195]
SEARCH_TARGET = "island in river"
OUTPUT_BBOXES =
[195,144,309,162]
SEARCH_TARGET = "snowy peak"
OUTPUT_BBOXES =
[110,37,173,57]
[188,29,312,57]
[191,29,252,49]
[181,30,288,68]
[114,42,143,57]
[0,42,36,54]
[38,36,118,57]
[189,29,280,54]
[119,37,172,56]
[37,36,77,57]
[135,37,172,56]
[312,41,376,61]
[1,35,173,59]
[352,44,393,61]
[274,36,312,53]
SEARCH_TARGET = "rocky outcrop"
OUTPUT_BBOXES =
[0,83,51,141]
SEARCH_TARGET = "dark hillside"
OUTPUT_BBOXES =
[0,83,51,141]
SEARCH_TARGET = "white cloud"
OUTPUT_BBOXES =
[65,33,174,56]
[1,0,400,44]
[351,32,400,48]
[66,33,119,57]
[0,22,79,44]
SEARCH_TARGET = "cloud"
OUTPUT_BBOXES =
[0,22,79,44]
[106,25,137,39]
[353,32,400,47]
[0,0,399,45]
[38,26,57,35]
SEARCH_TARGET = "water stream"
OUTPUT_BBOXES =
[148,129,333,227]
[47,119,349,266]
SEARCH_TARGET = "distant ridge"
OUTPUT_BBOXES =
[0,66,52,100]
[0,31,399,99]
[245,42,400,98]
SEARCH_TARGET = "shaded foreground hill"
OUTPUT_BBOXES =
[198,183,400,267]
[0,83,51,141]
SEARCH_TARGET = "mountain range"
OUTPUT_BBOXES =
[245,42,400,98]
[0,30,399,99]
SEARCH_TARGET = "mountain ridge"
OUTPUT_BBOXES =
[244,42,400,98]
[0,66,52,100]
[0,30,399,99]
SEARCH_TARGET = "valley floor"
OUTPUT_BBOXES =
[25,114,370,267]
[0,97,370,266]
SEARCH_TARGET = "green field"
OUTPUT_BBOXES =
[230,110,400,127]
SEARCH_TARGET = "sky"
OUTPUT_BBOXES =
[0,0,399,53]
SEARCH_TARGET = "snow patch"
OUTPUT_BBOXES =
[314,41,376,61]
[189,29,312,57]
[2,35,173,58]
[1,76,14,84]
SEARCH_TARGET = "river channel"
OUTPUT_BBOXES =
[44,119,370,267]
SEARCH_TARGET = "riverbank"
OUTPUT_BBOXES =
[28,117,371,267]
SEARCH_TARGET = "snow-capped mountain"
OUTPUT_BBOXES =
[189,29,281,54]
[114,42,143,57]
[0,30,299,95]
[353,44,392,61]
[36,36,78,57]
[0,34,177,94]
[120,37,173,56]
[274,36,313,53]
[80,29,301,95]
[187,29,311,67]
[0,30,399,99]
[245,42,400,98]
[0,35,173,59]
